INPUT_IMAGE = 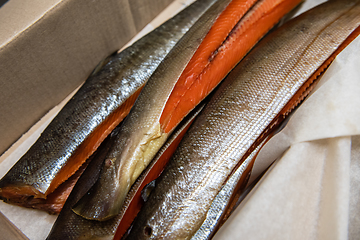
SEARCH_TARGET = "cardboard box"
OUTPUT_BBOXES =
[0,0,173,155]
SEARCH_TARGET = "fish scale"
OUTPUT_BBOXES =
[47,100,206,240]
[126,0,360,239]
[74,0,302,222]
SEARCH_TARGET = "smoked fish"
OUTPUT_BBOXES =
[125,0,360,239]
[46,105,203,240]
[0,0,214,214]
[73,0,301,221]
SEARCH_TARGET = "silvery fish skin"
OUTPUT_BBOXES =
[113,102,206,239]
[46,126,121,240]
[73,0,233,221]
[46,103,204,240]
[126,0,360,239]
[191,143,263,240]
[0,0,213,212]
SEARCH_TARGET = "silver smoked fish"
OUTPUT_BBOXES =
[125,0,360,239]
[73,0,302,221]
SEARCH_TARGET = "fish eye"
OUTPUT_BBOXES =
[144,225,152,237]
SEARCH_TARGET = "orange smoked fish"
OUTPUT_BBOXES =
[0,0,212,214]
[73,0,301,221]
[125,0,360,239]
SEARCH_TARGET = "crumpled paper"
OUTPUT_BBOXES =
[0,0,358,239]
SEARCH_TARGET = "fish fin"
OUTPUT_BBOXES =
[140,180,156,203]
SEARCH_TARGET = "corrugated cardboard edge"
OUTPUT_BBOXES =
[0,0,173,155]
